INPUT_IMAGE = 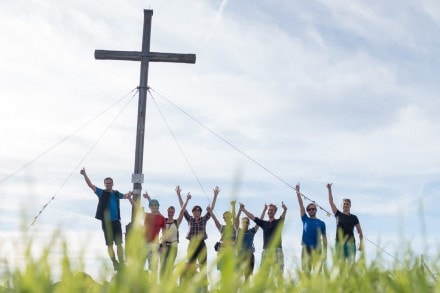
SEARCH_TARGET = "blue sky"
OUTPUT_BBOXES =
[1,0,439,280]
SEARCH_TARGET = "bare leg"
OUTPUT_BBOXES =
[108,245,119,271]
[117,244,124,264]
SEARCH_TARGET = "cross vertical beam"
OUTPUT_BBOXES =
[94,9,196,223]
[133,9,152,212]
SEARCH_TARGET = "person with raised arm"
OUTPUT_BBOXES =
[176,185,219,290]
[207,200,237,273]
[80,167,132,271]
[159,191,191,278]
[235,203,266,283]
[295,183,327,273]
[240,201,287,284]
[142,195,166,279]
[327,183,363,262]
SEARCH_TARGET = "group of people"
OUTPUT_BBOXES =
[80,168,364,284]
[294,183,362,273]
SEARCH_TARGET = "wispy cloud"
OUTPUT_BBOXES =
[202,0,229,45]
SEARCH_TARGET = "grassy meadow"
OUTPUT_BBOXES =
[1,222,438,293]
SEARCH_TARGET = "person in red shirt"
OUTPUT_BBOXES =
[143,191,191,279]
[143,198,166,280]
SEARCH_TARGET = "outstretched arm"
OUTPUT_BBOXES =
[280,201,287,219]
[143,191,151,202]
[175,185,184,207]
[231,200,236,222]
[239,203,256,221]
[327,183,337,215]
[296,183,306,217]
[80,168,96,193]
[207,206,221,231]
[123,191,133,199]
[234,208,241,230]
[127,193,137,208]
[177,193,191,225]
[210,186,220,210]
[260,204,268,220]
[254,204,268,231]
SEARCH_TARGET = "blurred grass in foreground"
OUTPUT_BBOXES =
[0,222,438,293]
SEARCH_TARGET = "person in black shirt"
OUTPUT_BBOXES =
[241,201,287,284]
[327,183,364,262]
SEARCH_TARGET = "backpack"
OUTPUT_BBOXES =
[166,219,179,243]
[95,190,120,220]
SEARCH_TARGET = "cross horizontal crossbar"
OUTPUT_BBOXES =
[95,50,196,63]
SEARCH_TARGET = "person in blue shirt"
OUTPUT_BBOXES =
[80,167,131,271]
[235,203,266,284]
[295,183,327,273]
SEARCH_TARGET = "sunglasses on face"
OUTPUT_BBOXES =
[307,208,316,211]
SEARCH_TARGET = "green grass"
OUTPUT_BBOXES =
[1,225,438,293]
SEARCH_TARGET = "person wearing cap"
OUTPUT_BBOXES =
[143,191,191,279]
[142,195,166,279]
[295,183,327,273]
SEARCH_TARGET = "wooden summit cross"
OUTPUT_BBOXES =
[95,9,196,223]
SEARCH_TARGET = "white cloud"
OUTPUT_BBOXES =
[0,0,439,280]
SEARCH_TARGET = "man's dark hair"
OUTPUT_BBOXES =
[192,205,202,212]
